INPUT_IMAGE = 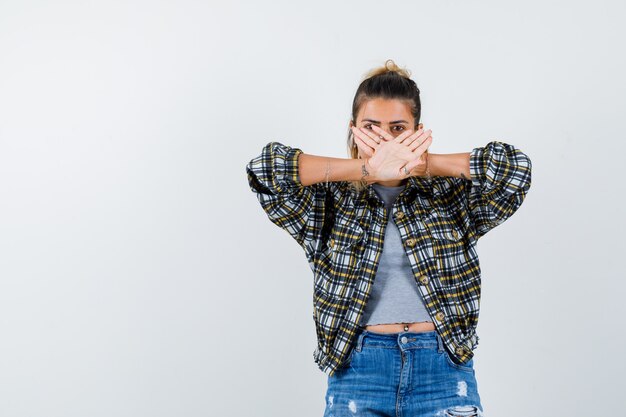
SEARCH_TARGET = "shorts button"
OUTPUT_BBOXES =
[401,336,408,344]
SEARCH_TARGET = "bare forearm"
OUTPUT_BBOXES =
[428,152,471,180]
[298,153,373,186]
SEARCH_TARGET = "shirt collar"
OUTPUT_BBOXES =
[406,175,435,196]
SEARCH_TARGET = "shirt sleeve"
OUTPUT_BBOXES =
[465,140,532,240]
[245,141,328,257]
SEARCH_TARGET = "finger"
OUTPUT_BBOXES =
[399,128,430,147]
[407,132,431,152]
[405,128,431,147]
[412,135,432,154]
[354,134,375,156]
[352,126,380,148]
[396,127,424,144]
[367,125,393,143]
[355,139,374,158]
[409,134,432,153]
[392,126,419,143]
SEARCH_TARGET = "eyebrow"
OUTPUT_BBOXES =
[361,119,409,124]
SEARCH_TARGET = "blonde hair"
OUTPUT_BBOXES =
[346,59,422,193]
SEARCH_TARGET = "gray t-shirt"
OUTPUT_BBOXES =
[359,182,433,326]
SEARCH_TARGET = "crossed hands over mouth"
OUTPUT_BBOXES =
[350,124,433,182]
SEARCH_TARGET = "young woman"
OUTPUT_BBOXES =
[246,59,532,417]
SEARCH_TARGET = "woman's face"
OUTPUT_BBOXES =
[349,98,422,158]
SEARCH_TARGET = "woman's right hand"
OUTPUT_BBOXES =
[351,124,432,182]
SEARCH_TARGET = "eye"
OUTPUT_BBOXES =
[362,124,405,131]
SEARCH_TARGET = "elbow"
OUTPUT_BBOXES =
[245,141,303,195]
[516,150,532,194]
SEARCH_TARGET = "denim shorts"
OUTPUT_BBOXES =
[324,329,484,417]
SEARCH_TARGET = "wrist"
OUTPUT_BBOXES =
[363,157,378,183]
[424,151,432,179]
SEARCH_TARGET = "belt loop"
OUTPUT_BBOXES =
[356,328,366,352]
[436,331,445,353]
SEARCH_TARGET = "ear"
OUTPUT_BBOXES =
[418,123,423,130]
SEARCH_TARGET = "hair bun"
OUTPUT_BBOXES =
[363,59,412,79]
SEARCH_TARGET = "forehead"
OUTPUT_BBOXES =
[357,98,412,122]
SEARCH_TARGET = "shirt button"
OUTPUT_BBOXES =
[395,211,405,220]
[401,336,408,344]
[455,346,465,355]
[405,238,416,247]
[419,275,429,285]
[435,311,445,321]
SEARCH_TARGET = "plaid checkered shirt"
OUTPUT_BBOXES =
[245,140,532,376]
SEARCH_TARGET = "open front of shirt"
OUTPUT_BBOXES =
[358,182,433,327]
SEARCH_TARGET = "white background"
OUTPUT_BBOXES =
[1,1,624,416]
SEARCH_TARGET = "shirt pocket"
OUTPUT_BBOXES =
[329,215,365,251]
[328,216,365,265]
[425,208,468,243]
[316,216,365,299]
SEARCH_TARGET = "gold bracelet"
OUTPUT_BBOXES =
[425,151,432,180]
